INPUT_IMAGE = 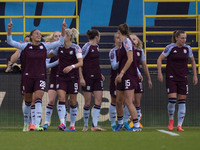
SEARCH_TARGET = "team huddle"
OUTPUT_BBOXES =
[6,19,198,132]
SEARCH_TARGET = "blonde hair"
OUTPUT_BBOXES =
[43,31,60,42]
[131,34,143,49]
[65,28,79,42]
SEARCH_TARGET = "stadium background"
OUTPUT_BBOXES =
[0,0,200,127]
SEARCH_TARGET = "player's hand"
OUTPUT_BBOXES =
[8,18,13,30]
[115,73,123,86]
[193,74,198,85]
[101,74,105,81]
[63,66,72,74]
[138,74,143,82]
[80,78,86,87]
[148,79,152,89]
[62,18,67,30]
[157,72,163,83]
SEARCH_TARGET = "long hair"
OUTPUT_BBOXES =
[172,30,185,43]
[131,34,143,49]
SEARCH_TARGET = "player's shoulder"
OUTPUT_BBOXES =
[82,42,91,49]
[109,46,118,55]
[166,43,176,49]
[183,43,191,49]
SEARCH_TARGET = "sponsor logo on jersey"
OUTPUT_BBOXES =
[137,52,140,56]
[164,49,168,53]
[40,45,44,49]
[183,49,187,54]
[110,52,114,59]
[77,48,82,53]
[69,50,73,55]
[125,42,129,48]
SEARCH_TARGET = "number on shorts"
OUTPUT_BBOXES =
[125,79,130,89]
[74,83,78,93]
[40,80,46,90]
[186,85,188,94]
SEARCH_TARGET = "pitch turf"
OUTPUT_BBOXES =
[0,127,199,150]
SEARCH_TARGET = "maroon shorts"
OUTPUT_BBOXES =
[22,76,46,93]
[82,78,103,92]
[109,77,116,98]
[135,79,144,93]
[56,77,79,94]
[116,75,138,91]
[166,78,188,95]
[48,76,57,90]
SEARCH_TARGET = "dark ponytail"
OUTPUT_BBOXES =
[118,23,134,44]
[172,30,185,43]
[87,29,99,40]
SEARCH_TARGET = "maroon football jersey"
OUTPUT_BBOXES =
[162,43,193,81]
[57,46,79,80]
[118,38,138,78]
[82,43,101,79]
[49,56,58,76]
[23,43,47,78]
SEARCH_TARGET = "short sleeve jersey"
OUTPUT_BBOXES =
[162,43,193,81]
[118,38,138,78]
[82,42,101,79]
[56,43,82,80]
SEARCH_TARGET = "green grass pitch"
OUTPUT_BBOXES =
[0,127,199,150]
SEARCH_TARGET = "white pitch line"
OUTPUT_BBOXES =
[157,129,180,136]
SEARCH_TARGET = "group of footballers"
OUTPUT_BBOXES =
[6,18,198,132]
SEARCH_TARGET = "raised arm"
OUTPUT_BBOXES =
[44,19,67,52]
[7,19,28,50]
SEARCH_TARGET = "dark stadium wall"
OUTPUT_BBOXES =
[0,74,200,127]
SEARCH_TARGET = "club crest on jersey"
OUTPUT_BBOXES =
[60,50,63,53]
[29,46,33,49]
[110,52,114,59]
[39,45,44,49]
[56,84,59,89]
[86,86,91,91]
[137,52,140,56]
[69,50,73,55]
[183,49,187,54]
[50,84,54,88]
